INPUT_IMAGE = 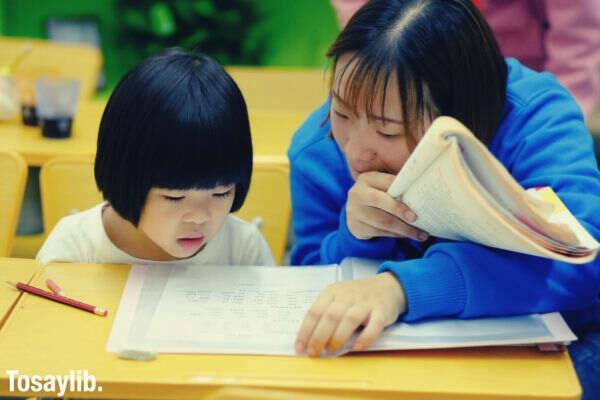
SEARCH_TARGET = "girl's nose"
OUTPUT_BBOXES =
[184,206,210,224]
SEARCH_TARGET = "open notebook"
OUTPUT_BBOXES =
[387,116,599,263]
[107,258,576,357]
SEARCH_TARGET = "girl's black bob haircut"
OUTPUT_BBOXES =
[328,0,507,149]
[95,49,252,226]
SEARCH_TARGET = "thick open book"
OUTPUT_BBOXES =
[107,258,575,357]
[387,116,599,263]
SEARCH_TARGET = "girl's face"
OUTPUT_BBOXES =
[330,54,430,180]
[137,185,236,259]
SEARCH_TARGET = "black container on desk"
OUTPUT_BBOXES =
[21,104,38,126]
[40,117,72,138]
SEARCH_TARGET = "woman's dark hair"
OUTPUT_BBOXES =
[95,49,252,225]
[327,0,507,148]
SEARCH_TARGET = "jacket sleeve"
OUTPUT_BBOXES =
[380,80,600,323]
[289,162,401,265]
[36,217,91,264]
[288,103,403,266]
[240,223,276,267]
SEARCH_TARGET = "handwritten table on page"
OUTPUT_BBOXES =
[107,260,575,356]
[149,265,337,353]
[107,264,339,355]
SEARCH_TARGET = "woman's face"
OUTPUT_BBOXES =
[330,54,430,180]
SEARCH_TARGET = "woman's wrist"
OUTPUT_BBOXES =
[379,271,407,320]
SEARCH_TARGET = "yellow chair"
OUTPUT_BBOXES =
[39,156,291,264]
[5,36,103,257]
[0,151,27,257]
[0,36,103,101]
[234,159,291,265]
[248,109,307,158]
[226,67,330,113]
[39,156,102,235]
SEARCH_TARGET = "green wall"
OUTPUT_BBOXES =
[250,1,339,67]
[0,0,138,96]
[0,0,339,96]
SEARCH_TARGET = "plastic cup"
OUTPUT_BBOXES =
[0,75,19,120]
[34,77,80,138]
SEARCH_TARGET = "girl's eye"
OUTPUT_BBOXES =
[163,195,184,202]
[333,110,349,120]
[214,189,233,198]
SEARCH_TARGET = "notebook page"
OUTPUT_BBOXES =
[140,265,337,355]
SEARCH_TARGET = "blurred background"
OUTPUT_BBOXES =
[0,0,339,97]
[0,0,598,265]
[0,0,345,263]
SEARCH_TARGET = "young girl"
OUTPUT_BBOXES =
[289,0,599,396]
[37,49,274,267]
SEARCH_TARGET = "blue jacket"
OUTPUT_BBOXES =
[287,58,600,330]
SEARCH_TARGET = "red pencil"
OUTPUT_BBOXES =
[6,281,107,317]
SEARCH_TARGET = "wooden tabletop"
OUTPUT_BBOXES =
[0,260,581,399]
[0,257,41,328]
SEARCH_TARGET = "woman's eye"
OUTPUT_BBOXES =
[377,130,402,139]
[214,189,233,198]
[163,195,184,202]
[333,110,349,120]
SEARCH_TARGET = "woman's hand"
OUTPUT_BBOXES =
[295,272,406,356]
[346,171,428,241]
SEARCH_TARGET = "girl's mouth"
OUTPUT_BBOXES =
[177,236,204,250]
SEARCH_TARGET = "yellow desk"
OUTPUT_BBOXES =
[0,258,40,327]
[0,260,581,399]
[0,67,324,166]
[0,36,103,103]
[0,100,103,166]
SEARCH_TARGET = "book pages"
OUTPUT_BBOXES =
[106,260,576,356]
[387,116,599,263]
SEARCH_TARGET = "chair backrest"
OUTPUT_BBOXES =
[0,36,103,101]
[226,67,329,113]
[248,109,307,158]
[234,159,291,265]
[40,156,102,234]
[0,151,27,256]
[40,156,291,264]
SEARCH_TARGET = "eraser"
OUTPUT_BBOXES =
[117,348,157,361]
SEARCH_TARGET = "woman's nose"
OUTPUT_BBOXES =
[345,130,376,163]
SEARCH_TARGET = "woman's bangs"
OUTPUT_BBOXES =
[334,54,396,122]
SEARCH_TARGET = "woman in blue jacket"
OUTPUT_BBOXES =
[288,0,599,395]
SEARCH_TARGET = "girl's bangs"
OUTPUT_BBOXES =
[149,109,251,191]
